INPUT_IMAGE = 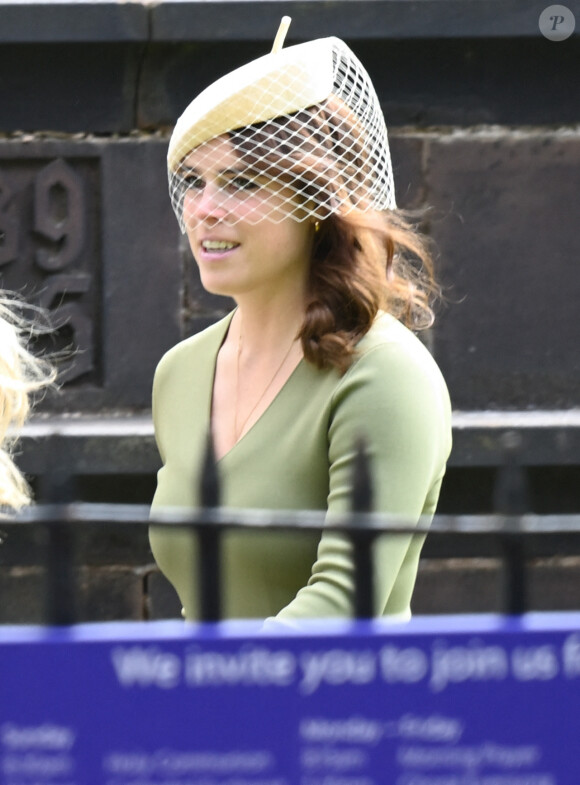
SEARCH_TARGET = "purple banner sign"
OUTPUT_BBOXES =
[1,613,580,785]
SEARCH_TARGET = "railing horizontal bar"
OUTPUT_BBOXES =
[11,504,580,536]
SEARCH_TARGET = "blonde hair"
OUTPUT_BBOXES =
[0,296,55,511]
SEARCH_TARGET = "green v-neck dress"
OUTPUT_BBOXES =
[149,311,452,623]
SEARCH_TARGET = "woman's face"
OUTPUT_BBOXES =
[179,136,313,300]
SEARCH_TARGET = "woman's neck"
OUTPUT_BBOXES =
[232,291,306,357]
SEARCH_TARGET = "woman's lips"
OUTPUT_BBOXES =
[201,240,239,251]
[200,240,240,259]
[199,239,240,258]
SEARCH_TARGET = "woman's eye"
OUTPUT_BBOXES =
[180,172,203,190]
[228,175,259,192]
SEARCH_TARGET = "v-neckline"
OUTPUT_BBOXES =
[208,311,305,464]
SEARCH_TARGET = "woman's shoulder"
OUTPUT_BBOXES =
[332,313,452,450]
[356,313,441,374]
[155,311,234,376]
[339,312,451,411]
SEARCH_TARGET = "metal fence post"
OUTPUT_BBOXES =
[351,439,375,619]
[38,436,77,625]
[494,432,530,615]
[197,432,222,622]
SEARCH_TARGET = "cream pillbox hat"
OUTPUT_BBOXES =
[167,18,396,230]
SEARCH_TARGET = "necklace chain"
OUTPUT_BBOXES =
[234,328,297,442]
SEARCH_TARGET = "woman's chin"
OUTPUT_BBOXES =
[198,266,256,299]
[199,276,239,299]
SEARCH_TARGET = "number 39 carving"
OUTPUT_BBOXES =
[0,157,94,384]
[34,159,85,271]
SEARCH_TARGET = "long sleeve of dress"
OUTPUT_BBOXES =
[273,336,452,622]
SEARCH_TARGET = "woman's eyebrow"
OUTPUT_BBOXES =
[177,162,200,176]
[177,164,252,178]
[220,168,256,178]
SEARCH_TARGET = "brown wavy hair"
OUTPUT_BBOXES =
[301,209,436,374]
[230,97,438,374]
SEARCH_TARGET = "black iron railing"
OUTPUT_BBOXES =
[8,438,580,626]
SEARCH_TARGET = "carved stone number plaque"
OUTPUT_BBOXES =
[0,155,99,386]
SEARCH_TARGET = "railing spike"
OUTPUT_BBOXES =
[351,438,375,619]
[38,436,77,626]
[198,431,222,622]
[495,431,528,615]
[200,431,220,508]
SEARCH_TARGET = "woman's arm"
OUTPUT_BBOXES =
[272,337,452,622]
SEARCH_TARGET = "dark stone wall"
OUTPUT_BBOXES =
[0,139,181,411]
[1,0,579,621]
[3,519,580,623]
[2,0,579,418]
[2,1,578,418]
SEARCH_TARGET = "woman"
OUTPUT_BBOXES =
[150,21,452,623]
[0,295,54,512]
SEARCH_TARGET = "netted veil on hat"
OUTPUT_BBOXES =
[168,17,396,231]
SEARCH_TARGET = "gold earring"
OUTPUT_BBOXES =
[314,221,320,233]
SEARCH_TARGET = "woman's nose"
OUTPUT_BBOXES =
[185,183,227,224]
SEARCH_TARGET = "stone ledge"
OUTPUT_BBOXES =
[452,410,580,467]
[0,1,559,44]
[0,0,148,43]
[14,411,580,475]
[2,13,577,130]
[150,0,563,42]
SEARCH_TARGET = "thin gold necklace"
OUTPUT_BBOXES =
[234,328,297,442]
